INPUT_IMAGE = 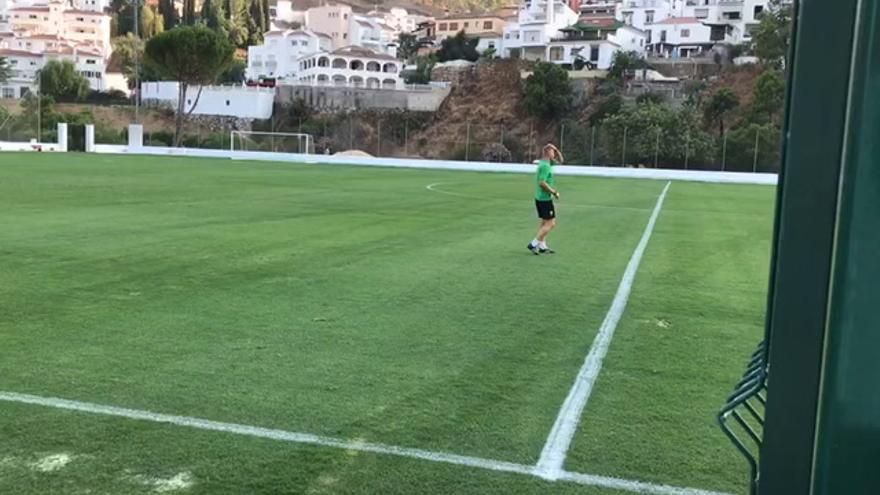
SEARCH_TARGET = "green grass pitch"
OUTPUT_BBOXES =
[0,153,774,494]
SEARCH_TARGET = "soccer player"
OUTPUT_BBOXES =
[528,144,563,255]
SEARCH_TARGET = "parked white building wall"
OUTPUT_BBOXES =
[141,82,275,119]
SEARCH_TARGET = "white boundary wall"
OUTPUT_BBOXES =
[0,123,68,152]
[93,142,777,185]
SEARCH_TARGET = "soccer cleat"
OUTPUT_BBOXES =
[539,247,555,254]
[527,243,540,255]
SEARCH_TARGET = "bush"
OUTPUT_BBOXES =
[481,143,512,163]
[524,62,573,120]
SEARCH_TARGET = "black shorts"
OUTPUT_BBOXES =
[535,200,556,220]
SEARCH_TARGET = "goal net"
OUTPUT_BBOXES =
[230,131,314,155]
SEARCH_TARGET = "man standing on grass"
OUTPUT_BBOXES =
[528,144,563,255]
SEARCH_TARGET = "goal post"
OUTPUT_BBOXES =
[230,131,314,155]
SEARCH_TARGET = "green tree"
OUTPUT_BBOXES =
[608,50,646,88]
[226,0,250,47]
[589,94,623,126]
[39,59,90,101]
[140,4,164,38]
[182,0,197,25]
[602,104,715,168]
[636,92,665,106]
[217,58,246,84]
[20,94,55,132]
[751,0,792,67]
[260,0,269,32]
[158,0,179,30]
[110,34,144,86]
[0,57,12,83]
[683,79,709,107]
[703,88,740,136]
[201,0,227,35]
[404,56,435,84]
[752,69,785,123]
[436,31,479,62]
[397,33,418,61]
[144,25,235,145]
[524,62,573,120]
[247,0,265,45]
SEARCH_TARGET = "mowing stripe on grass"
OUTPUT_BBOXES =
[425,182,652,212]
[536,181,672,480]
[0,390,729,495]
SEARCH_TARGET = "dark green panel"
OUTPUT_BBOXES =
[758,0,858,493]
[812,1,880,492]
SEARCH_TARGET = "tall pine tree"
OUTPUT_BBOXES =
[226,0,249,48]
[260,0,269,32]
[247,0,264,45]
[201,0,227,33]
[183,0,197,25]
[158,0,178,31]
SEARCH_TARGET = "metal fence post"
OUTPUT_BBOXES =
[377,118,381,157]
[684,132,691,170]
[590,126,596,166]
[465,122,471,161]
[753,127,760,173]
[722,131,728,171]
[559,123,565,154]
[621,126,628,167]
[404,119,409,157]
[654,127,661,168]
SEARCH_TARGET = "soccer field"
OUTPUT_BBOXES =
[0,153,774,495]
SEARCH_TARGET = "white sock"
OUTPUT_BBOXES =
[531,238,540,247]
[539,241,548,250]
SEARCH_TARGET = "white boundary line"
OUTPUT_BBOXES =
[536,181,672,480]
[0,391,729,495]
[90,143,778,186]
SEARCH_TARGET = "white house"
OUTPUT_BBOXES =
[6,1,111,57]
[0,44,106,98]
[293,46,403,89]
[367,6,432,36]
[502,0,580,60]
[247,28,332,81]
[646,16,714,57]
[547,19,646,68]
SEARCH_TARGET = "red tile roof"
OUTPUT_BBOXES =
[654,17,701,25]
[0,49,41,57]
[10,6,51,12]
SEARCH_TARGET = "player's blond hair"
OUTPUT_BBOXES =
[542,144,564,164]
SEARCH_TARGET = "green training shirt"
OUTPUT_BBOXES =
[535,159,555,201]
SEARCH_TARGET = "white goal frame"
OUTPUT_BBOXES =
[230,130,314,155]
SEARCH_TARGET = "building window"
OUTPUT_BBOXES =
[464,22,469,28]
[76,17,84,21]
[226,100,230,106]
[695,8,708,19]
[86,59,96,64]
[343,33,347,39]
[549,46,563,61]
[590,46,599,62]
[483,21,492,30]
[2,87,14,98]
[681,29,690,38]
[660,30,667,42]
[645,10,654,24]
[449,22,458,31]
[438,23,447,31]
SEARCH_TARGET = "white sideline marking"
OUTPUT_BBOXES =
[0,390,729,495]
[425,182,651,212]
[536,181,672,480]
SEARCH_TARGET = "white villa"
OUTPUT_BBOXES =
[547,18,646,68]
[293,46,403,89]
[246,28,332,80]
[502,0,580,60]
